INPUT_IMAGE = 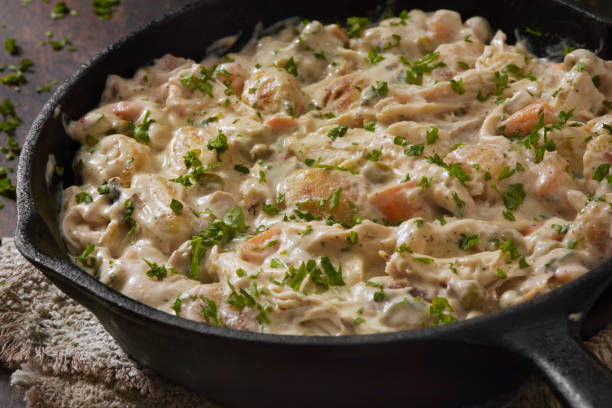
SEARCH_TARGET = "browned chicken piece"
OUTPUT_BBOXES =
[284,168,368,225]
[241,68,310,117]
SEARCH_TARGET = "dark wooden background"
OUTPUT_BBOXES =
[0,0,611,406]
[0,1,193,405]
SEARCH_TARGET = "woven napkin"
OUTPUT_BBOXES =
[1,237,612,408]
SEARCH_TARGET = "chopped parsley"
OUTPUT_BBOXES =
[41,35,71,51]
[404,143,424,157]
[367,46,385,65]
[502,184,526,211]
[503,64,536,81]
[128,110,154,144]
[270,258,285,269]
[256,303,272,327]
[183,149,201,168]
[425,154,471,184]
[321,256,345,286]
[552,224,571,234]
[327,125,348,141]
[347,230,358,244]
[207,129,228,160]
[124,198,136,235]
[93,0,119,20]
[449,78,465,95]
[77,243,95,265]
[170,296,182,316]
[383,34,401,50]
[365,281,385,302]
[367,149,382,162]
[286,257,344,291]
[283,57,298,76]
[327,188,342,211]
[51,2,71,19]
[233,164,249,174]
[169,174,193,187]
[200,296,221,326]
[396,243,413,253]
[353,317,365,325]
[36,82,55,93]
[364,121,376,132]
[181,67,214,96]
[314,50,326,60]
[413,256,434,264]
[496,268,507,279]
[498,166,515,180]
[592,164,610,182]
[170,199,183,215]
[0,177,15,199]
[144,259,167,281]
[426,126,438,144]
[458,233,479,250]
[418,176,431,191]
[428,297,457,326]
[346,16,370,38]
[568,237,584,250]
[373,80,388,97]
[499,240,529,268]
[75,191,93,204]
[190,206,247,280]
[452,192,465,217]
[4,38,17,55]
[226,282,256,309]
[262,202,280,215]
[525,27,543,36]
[402,52,445,85]
[1,58,32,86]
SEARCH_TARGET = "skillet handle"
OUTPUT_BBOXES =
[501,317,612,408]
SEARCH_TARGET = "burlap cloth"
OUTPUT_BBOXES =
[1,238,612,407]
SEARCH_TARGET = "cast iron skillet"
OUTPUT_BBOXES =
[14,0,612,406]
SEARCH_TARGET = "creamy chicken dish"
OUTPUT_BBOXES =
[60,9,612,335]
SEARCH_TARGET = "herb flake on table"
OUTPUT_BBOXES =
[92,0,120,20]
[4,38,18,55]
[51,1,72,19]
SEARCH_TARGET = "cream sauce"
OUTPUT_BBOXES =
[60,9,612,335]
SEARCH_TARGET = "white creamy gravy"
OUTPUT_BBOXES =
[60,9,612,335]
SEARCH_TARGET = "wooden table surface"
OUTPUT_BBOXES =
[1,0,612,406]
[0,1,193,405]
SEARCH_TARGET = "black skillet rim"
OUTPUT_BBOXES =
[14,0,612,347]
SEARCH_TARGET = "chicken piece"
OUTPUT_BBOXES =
[369,181,434,224]
[321,74,369,113]
[503,100,556,137]
[75,134,154,187]
[240,227,281,264]
[242,68,309,117]
[283,168,371,225]
[216,62,248,95]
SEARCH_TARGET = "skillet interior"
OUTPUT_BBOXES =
[15,0,612,406]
